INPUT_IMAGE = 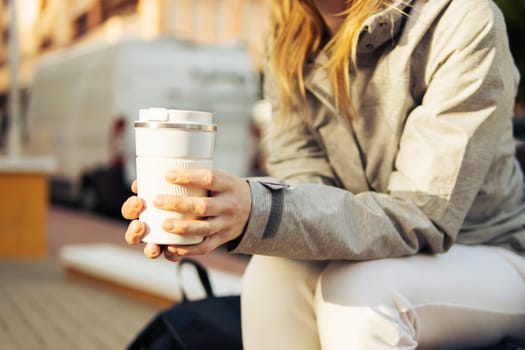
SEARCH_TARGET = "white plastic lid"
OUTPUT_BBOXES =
[138,108,212,124]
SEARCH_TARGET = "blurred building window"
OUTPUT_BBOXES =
[39,36,53,52]
[74,12,89,39]
[102,0,139,21]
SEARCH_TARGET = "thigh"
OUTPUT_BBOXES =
[241,255,327,350]
[316,245,525,349]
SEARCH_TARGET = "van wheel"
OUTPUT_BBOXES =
[80,184,99,212]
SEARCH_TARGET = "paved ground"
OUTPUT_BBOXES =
[0,205,249,349]
[0,260,159,350]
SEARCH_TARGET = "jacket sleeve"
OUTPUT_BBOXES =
[231,1,519,260]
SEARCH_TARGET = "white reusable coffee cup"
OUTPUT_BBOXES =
[134,108,217,245]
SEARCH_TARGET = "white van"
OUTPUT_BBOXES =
[23,38,260,215]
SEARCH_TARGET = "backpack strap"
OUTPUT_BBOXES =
[177,258,215,302]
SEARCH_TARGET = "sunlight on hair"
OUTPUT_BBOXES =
[269,0,398,122]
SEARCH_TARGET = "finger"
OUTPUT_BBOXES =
[154,195,219,217]
[121,196,144,219]
[174,233,226,257]
[166,169,231,192]
[164,246,181,262]
[161,217,223,237]
[131,180,138,194]
[124,220,145,245]
[144,243,163,259]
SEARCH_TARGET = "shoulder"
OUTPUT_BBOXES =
[413,0,508,54]
[438,0,505,35]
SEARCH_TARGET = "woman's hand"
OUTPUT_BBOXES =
[121,169,252,261]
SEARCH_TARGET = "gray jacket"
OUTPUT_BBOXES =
[231,0,525,260]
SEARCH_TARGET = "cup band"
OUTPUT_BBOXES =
[134,121,217,132]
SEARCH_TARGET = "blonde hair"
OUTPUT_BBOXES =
[269,0,394,121]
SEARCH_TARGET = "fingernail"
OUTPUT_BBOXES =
[146,246,159,257]
[131,221,142,233]
[153,195,164,206]
[166,171,178,181]
[177,249,188,256]
[163,221,173,230]
[132,198,142,209]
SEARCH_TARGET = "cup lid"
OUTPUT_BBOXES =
[138,108,212,123]
[135,108,216,131]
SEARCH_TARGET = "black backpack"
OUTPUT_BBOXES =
[127,258,242,350]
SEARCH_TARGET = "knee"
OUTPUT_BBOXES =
[315,261,419,349]
[315,300,418,349]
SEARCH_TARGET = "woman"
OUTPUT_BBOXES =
[122,0,525,348]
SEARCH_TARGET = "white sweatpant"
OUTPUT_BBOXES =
[241,245,525,350]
